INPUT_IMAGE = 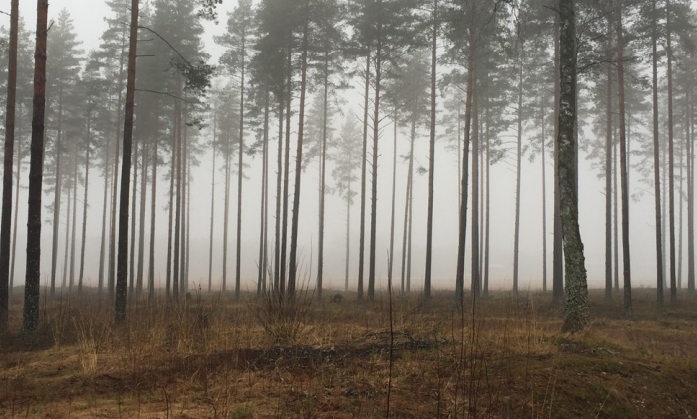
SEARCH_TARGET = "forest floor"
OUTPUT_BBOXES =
[1,287,696,418]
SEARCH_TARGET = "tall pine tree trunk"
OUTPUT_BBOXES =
[616,0,632,315]
[99,107,111,293]
[9,108,22,295]
[235,39,246,301]
[172,76,182,301]
[471,83,480,298]
[541,97,547,292]
[317,57,329,301]
[129,136,138,295]
[559,0,589,333]
[424,0,438,298]
[667,0,677,303]
[114,0,139,323]
[552,11,564,301]
[455,29,474,306]
[109,22,127,298]
[69,142,78,289]
[78,117,91,293]
[222,147,231,293]
[288,17,310,297]
[0,0,19,326]
[368,22,383,302]
[280,45,292,296]
[688,79,695,293]
[148,120,158,301]
[388,112,397,294]
[274,100,284,294]
[210,118,217,293]
[257,93,269,297]
[51,94,63,296]
[513,41,524,294]
[136,143,147,296]
[165,104,175,298]
[358,50,370,300]
[23,0,49,332]
[605,34,613,300]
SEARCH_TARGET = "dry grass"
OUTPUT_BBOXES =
[1,287,696,418]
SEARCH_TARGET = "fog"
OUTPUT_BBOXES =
[5,0,679,295]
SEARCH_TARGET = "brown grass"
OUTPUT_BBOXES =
[1,287,696,418]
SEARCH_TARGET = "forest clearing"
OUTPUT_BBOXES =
[1,288,696,418]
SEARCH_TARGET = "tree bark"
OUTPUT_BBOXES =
[368,12,384,301]
[558,0,589,333]
[9,106,22,295]
[136,142,147,297]
[317,55,329,301]
[114,0,139,323]
[358,50,370,301]
[23,0,49,332]
[78,117,91,293]
[605,31,613,300]
[148,101,159,301]
[50,92,63,295]
[471,82,480,298]
[553,11,564,301]
[235,34,246,301]
[424,0,438,299]
[455,29,474,306]
[616,0,632,316]
[99,106,111,294]
[172,77,182,300]
[0,0,19,326]
[288,16,310,298]
[666,0,677,304]
[129,135,139,295]
[513,39,524,294]
[210,116,217,293]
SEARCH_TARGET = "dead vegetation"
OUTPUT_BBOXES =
[0,288,696,418]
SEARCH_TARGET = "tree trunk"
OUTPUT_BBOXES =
[129,135,138,295]
[61,176,71,289]
[69,141,78,289]
[484,100,491,296]
[51,93,63,296]
[541,96,548,293]
[23,0,49,332]
[552,11,564,301]
[136,142,147,297]
[222,146,231,293]
[0,0,19,326]
[179,106,188,296]
[513,40,524,294]
[368,18,383,302]
[667,0,677,304]
[99,106,111,294]
[210,117,217,293]
[165,103,175,298]
[345,146,352,292]
[288,17,310,298]
[558,0,589,333]
[616,0,632,316]
[114,0,139,323]
[109,20,128,298]
[147,101,159,301]
[358,50,370,301]
[388,112,397,294]
[455,29,474,306]
[471,82,480,298]
[274,100,284,294]
[78,117,91,293]
[280,45,292,296]
[235,35,246,301]
[257,92,269,297]
[317,56,329,301]
[605,32,613,300]
[688,78,695,294]
[9,106,22,295]
[424,0,438,299]
[401,118,415,295]
[172,77,182,300]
